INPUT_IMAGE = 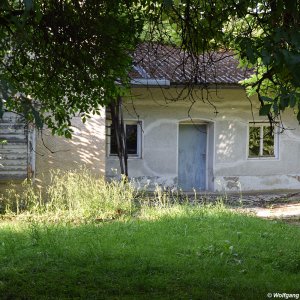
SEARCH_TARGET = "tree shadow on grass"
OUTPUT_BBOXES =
[0,212,299,300]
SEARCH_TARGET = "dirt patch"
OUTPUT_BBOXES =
[195,190,300,225]
[239,203,300,225]
[229,193,300,225]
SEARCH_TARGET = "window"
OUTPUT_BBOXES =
[109,121,142,157]
[248,123,277,158]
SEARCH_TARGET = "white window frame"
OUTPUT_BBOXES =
[247,122,279,159]
[106,120,142,159]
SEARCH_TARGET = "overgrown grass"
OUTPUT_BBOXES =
[0,170,299,299]
[0,169,138,222]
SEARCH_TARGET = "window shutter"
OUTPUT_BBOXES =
[0,112,35,181]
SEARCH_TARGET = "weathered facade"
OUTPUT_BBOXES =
[106,87,300,192]
[0,110,105,185]
[2,45,300,192]
[2,87,300,192]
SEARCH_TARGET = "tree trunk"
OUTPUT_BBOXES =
[108,96,128,177]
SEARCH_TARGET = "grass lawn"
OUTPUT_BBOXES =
[0,205,299,300]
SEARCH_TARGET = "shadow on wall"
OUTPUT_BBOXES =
[35,113,106,185]
[216,120,237,162]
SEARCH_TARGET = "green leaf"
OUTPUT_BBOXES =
[279,95,289,109]
[0,100,3,118]
[259,104,272,116]
[297,111,300,124]
[163,0,173,10]
[261,49,271,65]
[65,131,72,139]
[289,94,296,108]
[32,109,43,129]
[260,96,273,103]
[23,0,33,11]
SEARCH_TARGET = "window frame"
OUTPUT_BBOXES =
[106,120,142,159]
[247,122,279,160]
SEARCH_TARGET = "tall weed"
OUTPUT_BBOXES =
[0,169,229,223]
[0,169,137,222]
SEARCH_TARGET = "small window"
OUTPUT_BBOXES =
[248,123,277,158]
[109,121,142,157]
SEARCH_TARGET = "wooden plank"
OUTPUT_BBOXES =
[0,153,27,160]
[0,131,27,137]
[0,143,27,150]
[0,112,30,181]
[0,167,28,174]
[0,159,27,166]
[0,169,27,174]
[0,136,27,146]
[0,146,27,151]
[0,118,25,124]
[0,123,27,129]
[0,138,27,146]
[0,174,27,181]
[0,165,27,172]
[0,132,26,137]
[0,124,26,134]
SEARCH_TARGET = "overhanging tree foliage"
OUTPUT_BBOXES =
[1,0,300,176]
[145,0,300,124]
[0,0,144,136]
[0,0,146,176]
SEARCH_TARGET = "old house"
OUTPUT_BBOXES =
[1,45,300,192]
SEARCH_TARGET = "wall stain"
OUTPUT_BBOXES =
[224,176,240,190]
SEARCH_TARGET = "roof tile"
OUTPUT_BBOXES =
[132,44,252,85]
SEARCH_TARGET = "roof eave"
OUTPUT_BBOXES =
[130,78,170,87]
[130,80,244,89]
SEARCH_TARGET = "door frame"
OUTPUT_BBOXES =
[177,119,214,191]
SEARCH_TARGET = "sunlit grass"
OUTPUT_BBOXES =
[0,170,299,299]
[1,207,299,299]
[0,169,137,223]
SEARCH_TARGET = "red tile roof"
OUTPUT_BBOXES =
[132,44,252,85]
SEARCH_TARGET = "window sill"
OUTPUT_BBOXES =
[247,156,278,160]
[107,155,142,160]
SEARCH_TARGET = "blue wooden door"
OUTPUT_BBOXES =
[178,124,207,190]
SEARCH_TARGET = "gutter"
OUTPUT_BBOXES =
[130,79,244,89]
[130,78,170,87]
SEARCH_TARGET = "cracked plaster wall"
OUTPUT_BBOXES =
[36,87,300,192]
[107,87,300,192]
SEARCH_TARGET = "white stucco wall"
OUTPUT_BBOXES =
[35,108,106,185]
[106,87,300,192]
[35,87,300,192]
